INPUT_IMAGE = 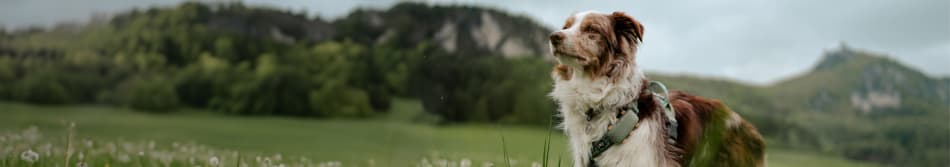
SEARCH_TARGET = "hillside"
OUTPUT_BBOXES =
[335,3,552,58]
[650,45,949,166]
[763,45,949,165]
[105,2,552,58]
[775,44,949,114]
[0,2,557,122]
[0,1,946,166]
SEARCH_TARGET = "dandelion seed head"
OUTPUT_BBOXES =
[20,149,39,163]
[436,159,448,167]
[117,154,131,163]
[209,156,220,166]
[481,161,493,167]
[460,159,472,167]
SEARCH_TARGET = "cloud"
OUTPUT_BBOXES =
[1,0,947,84]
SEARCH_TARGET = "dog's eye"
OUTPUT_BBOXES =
[583,26,597,33]
[588,34,598,39]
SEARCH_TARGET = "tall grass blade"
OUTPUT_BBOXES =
[542,111,554,167]
[557,153,562,167]
[499,124,511,167]
[65,122,75,167]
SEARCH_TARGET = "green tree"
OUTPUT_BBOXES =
[116,75,180,112]
[12,71,71,105]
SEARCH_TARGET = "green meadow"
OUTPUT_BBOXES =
[0,99,879,167]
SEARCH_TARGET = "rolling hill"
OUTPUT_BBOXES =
[0,1,946,166]
[651,45,949,166]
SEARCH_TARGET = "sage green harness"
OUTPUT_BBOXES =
[587,81,678,167]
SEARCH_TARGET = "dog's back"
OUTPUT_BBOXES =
[669,91,766,167]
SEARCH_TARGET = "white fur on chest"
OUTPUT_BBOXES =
[595,118,671,167]
[550,65,653,167]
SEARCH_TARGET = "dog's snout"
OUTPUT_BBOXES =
[549,32,565,45]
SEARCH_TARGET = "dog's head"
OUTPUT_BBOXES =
[550,11,644,81]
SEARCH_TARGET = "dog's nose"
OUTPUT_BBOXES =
[549,32,565,45]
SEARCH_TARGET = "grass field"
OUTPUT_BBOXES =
[0,99,880,167]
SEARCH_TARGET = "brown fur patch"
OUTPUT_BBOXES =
[668,91,716,164]
[611,12,644,44]
[626,87,765,166]
[553,64,573,80]
[562,16,575,30]
[568,12,645,83]
[551,12,643,82]
[667,91,765,166]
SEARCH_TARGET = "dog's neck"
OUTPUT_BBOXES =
[552,64,645,111]
[551,65,678,167]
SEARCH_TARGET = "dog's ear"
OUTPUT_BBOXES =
[611,12,644,44]
[596,12,643,80]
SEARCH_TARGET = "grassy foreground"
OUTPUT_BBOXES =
[0,99,878,167]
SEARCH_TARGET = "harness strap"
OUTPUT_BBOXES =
[648,81,679,144]
[587,81,677,167]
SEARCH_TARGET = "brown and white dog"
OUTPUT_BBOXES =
[548,11,766,167]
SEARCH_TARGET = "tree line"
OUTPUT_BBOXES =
[0,2,555,124]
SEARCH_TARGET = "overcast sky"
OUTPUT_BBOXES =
[2,0,948,84]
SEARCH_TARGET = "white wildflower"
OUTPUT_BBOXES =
[420,158,432,167]
[481,161,493,167]
[106,142,117,153]
[460,158,472,167]
[20,149,39,163]
[531,161,541,167]
[436,159,448,167]
[78,152,84,161]
[117,154,131,163]
[84,140,94,148]
[209,156,220,167]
